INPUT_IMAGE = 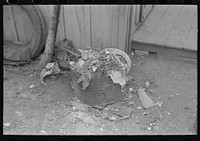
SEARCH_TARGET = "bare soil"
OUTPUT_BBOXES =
[3,53,197,135]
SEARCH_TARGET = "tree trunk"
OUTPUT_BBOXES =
[39,5,61,70]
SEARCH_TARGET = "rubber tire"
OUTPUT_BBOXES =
[4,5,46,63]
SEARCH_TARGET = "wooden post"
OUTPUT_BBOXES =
[39,5,61,70]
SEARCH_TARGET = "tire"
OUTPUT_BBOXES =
[3,5,46,64]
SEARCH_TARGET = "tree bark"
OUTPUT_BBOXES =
[39,5,61,70]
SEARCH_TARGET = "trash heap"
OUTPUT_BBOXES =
[40,39,155,111]
[69,48,131,90]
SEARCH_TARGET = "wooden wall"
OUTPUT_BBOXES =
[38,5,135,51]
[4,5,153,52]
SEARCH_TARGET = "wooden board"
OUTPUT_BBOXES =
[3,6,18,42]
[63,5,81,49]
[132,5,169,42]
[146,5,183,45]
[118,5,129,51]
[165,5,197,49]
[131,41,197,59]
[37,5,137,52]
[132,5,197,52]
[111,6,119,48]
[184,11,197,50]
[75,5,91,48]
[90,5,105,49]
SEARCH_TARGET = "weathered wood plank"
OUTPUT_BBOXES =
[75,5,91,48]
[101,5,113,49]
[63,5,81,49]
[131,41,197,59]
[132,5,169,42]
[111,6,119,48]
[118,5,129,51]
[3,6,18,42]
[184,10,197,51]
[165,5,197,49]
[147,5,183,45]
[91,5,104,49]
[142,5,153,21]
[37,5,52,30]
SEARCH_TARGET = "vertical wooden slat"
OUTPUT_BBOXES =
[111,6,119,48]
[75,5,91,48]
[63,5,81,49]
[135,5,140,25]
[101,5,113,49]
[118,5,129,51]
[125,5,134,53]
[3,6,18,42]
[37,5,139,52]
[91,5,104,49]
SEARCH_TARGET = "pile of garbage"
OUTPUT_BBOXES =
[40,39,156,112]
[69,48,131,90]
[40,39,132,91]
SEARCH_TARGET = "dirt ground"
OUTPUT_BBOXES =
[3,52,197,135]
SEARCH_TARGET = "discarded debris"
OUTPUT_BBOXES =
[70,48,131,90]
[129,87,134,93]
[136,106,143,110]
[137,88,154,109]
[143,112,149,115]
[40,62,61,84]
[175,93,179,96]
[40,130,46,133]
[145,81,150,87]
[29,84,35,89]
[108,116,117,121]
[147,126,152,131]
[3,122,11,127]
[155,101,163,107]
